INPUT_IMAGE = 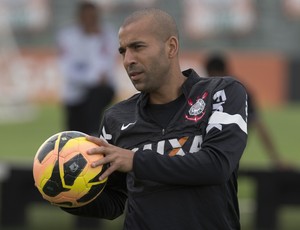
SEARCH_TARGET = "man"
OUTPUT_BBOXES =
[205,53,289,169]
[62,8,248,230]
[57,1,117,136]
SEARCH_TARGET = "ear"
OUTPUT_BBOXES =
[166,36,179,58]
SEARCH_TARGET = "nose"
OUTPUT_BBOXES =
[123,49,136,68]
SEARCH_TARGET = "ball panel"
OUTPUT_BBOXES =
[87,163,109,184]
[58,131,86,153]
[33,150,58,189]
[58,137,81,159]
[42,159,68,197]
[53,201,73,207]
[62,153,87,187]
[35,134,59,163]
[77,182,107,204]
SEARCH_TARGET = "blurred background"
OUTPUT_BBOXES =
[0,0,300,229]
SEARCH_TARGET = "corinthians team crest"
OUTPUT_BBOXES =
[185,91,208,122]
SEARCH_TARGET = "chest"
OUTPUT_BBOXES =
[114,92,213,156]
[64,33,106,58]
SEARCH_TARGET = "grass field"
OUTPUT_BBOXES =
[0,102,300,229]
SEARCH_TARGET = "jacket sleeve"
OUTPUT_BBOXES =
[61,117,127,220]
[61,171,127,220]
[133,81,248,186]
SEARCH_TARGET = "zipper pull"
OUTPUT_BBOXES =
[162,128,165,135]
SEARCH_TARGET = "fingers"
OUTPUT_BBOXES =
[99,164,115,181]
[86,138,115,180]
[86,136,110,156]
[85,136,134,181]
[86,135,109,147]
[91,151,112,168]
[90,152,117,181]
[95,152,132,181]
[87,145,106,155]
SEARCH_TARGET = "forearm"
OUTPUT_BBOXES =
[133,130,246,186]
[61,188,126,220]
[133,81,248,186]
[61,171,127,220]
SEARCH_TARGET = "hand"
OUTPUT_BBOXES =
[86,135,134,181]
[273,159,296,171]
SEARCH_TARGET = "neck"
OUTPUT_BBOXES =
[82,24,100,34]
[149,72,186,104]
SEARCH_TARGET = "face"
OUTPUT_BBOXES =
[79,7,99,30]
[118,18,172,93]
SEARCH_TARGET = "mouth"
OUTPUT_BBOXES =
[128,71,143,81]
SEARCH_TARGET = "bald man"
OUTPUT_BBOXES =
[62,8,248,230]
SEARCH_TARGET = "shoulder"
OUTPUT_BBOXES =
[182,69,246,101]
[101,23,118,46]
[101,93,140,135]
[190,75,245,96]
[202,76,246,96]
[201,75,242,88]
[105,93,140,117]
[183,69,243,91]
[102,23,117,34]
[207,77,247,102]
[57,25,80,42]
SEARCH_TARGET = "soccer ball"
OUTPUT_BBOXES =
[33,131,108,208]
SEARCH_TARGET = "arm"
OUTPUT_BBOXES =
[133,81,248,185]
[248,93,290,170]
[61,118,128,219]
[61,171,127,220]
[253,118,289,169]
[86,81,247,186]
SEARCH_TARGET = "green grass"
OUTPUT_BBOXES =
[0,102,300,229]
[239,103,300,230]
[241,104,300,168]
[0,104,64,164]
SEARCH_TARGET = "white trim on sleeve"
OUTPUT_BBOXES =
[206,111,247,134]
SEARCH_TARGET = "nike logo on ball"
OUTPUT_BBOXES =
[121,121,136,130]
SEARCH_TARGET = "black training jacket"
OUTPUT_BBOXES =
[63,69,248,230]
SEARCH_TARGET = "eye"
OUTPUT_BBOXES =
[134,44,141,49]
[133,43,145,50]
[118,47,126,55]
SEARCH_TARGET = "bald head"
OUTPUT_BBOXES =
[121,8,179,42]
[118,8,184,99]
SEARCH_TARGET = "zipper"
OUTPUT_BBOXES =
[162,128,165,136]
